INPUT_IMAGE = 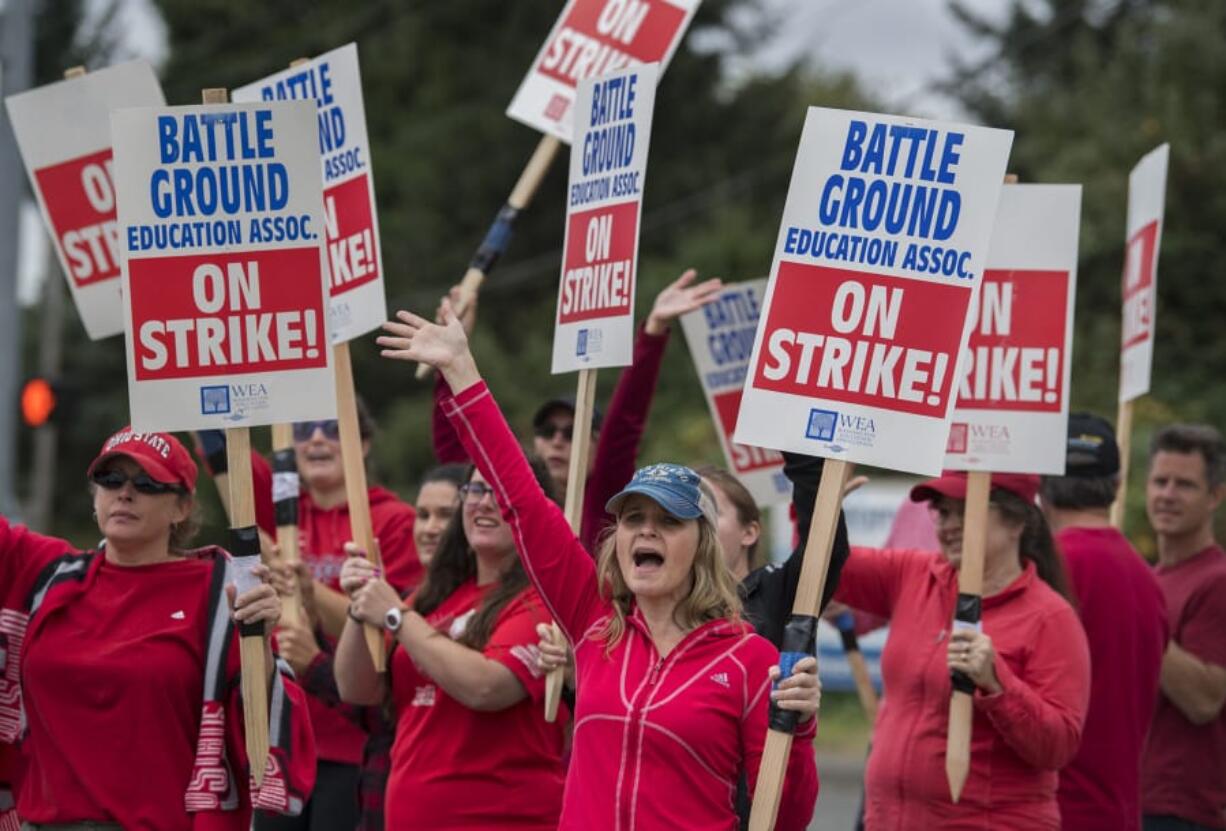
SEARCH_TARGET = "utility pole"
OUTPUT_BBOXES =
[0,0,36,519]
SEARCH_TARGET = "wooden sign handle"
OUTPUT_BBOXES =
[415,135,562,380]
[945,469,990,802]
[543,367,598,721]
[1110,399,1134,529]
[201,84,271,786]
[833,611,879,722]
[333,340,386,670]
[270,422,305,628]
[748,459,848,831]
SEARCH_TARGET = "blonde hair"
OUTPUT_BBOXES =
[592,515,743,651]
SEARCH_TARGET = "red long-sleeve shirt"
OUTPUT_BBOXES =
[441,381,818,831]
[836,546,1090,830]
[433,324,669,551]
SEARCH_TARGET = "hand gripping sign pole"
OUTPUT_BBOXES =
[748,459,848,831]
[414,136,561,381]
[944,470,990,802]
[270,422,305,628]
[544,367,599,722]
[198,86,270,786]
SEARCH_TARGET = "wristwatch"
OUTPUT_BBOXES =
[384,606,404,633]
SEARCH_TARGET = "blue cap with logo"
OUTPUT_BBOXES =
[606,463,716,523]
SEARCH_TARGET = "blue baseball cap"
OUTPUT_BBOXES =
[606,463,716,523]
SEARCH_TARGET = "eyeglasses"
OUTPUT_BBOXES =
[533,423,573,442]
[459,481,497,504]
[91,469,185,496]
[293,420,340,442]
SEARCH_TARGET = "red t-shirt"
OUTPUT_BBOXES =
[20,556,214,831]
[1142,544,1226,828]
[386,579,565,831]
[1056,526,1168,831]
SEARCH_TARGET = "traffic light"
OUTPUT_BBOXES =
[20,378,58,428]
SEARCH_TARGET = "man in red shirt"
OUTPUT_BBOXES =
[1141,423,1226,831]
[1041,413,1168,831]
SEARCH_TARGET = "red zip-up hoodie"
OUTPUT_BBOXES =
[441,381,818,831]
[836,546,1090,830]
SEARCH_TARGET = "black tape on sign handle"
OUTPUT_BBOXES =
[229,525,265,638]
[769,614,818,734]
[950,593,982,695]
[469,204,521,274]
[834,610,860,653]
[271,448,299,527]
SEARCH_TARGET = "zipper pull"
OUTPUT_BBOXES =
[648,658,664,686]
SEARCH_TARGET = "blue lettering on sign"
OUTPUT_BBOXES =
[805,408,838,442]
[200,385,231,415]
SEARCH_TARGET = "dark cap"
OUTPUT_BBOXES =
[532,397,604,432]
[1064,412,1120,477]
[606,463,717,525]
[910,470,1040,505]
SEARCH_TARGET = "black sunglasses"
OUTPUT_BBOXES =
[293,420,340,442]
[533,423,574,442]
[91,469,185,496]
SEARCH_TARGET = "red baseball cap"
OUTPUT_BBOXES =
[909,470,1039,505]
[86,427,198,493]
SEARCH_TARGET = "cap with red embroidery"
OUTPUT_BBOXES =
[909,470,1039,505]
[86,427,198,493]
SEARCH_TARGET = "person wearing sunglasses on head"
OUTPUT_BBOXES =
[0,427,315,831]
[430,268,724,552]
[333,462,567,830]
[197,401,421,831]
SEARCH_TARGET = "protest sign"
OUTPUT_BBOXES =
[110,100,335,432]
[1119,144,1168,403]
[734,108,1014,476]
[944,184,1080,474]
[507,0,700,143]
[233,44,386,343]
[680,278,790,505]
[5,61,164,340]
[552,63,659,372]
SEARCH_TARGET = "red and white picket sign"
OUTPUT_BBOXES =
[507,0,699,143]
[232,44,386,344]
[1119,144,1169,403]
[110,101,335,431]
[734,109,1014,475]
[4,61,164,340]
[552,63,659,372]
[681,278,789,505]
[944,184,1081,474]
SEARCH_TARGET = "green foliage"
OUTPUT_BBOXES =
[25,0,876,543]
[948,0,1226,545]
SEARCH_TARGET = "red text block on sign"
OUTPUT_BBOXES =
[559,200,638,324]
[1121,220,1158,348]
[130,247,328,381]
[323,174,379,296]
[33,149,120,289]
[751,262,969,418]
[713,389,784,474]
[539,0,688,87]
[955,269,1069,413]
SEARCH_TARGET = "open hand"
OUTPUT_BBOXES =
[644,269,724,335]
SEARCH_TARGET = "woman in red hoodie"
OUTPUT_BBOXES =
[836,471,1091,830]
[0,427,315,831]
[377,302,820,831]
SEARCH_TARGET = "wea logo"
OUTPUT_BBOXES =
[200,385,230,415]
[806,408,837,441]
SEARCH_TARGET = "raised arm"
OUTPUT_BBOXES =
[379,303,605,642]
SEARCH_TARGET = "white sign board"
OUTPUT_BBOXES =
[111,101,335,431]
[681,278,790,505]
[5,61,165,339]
[734,108,1014,476]
[507,0,700,143]
[552,64,658,373]
[233,44,387,343]
[1119,144,1169,403]
[944,184,1080,474]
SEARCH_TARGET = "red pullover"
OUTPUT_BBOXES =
[0,517,315,831]
[441,381,818,831]
[836,546,1090,830]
